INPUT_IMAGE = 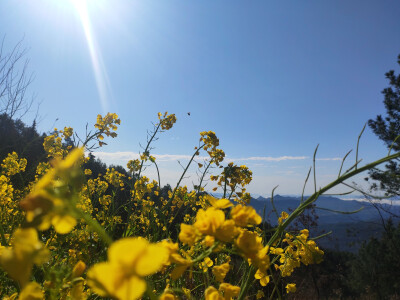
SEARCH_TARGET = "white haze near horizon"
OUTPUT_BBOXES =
[91,151,379,197]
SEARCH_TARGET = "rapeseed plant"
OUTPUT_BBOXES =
[0,111,398,299]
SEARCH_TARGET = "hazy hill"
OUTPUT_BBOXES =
[248,195,399,252]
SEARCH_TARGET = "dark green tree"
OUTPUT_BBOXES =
[367,54,400,196]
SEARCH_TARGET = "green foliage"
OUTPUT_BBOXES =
[368,54,400,195]
[0,113,46,187]
[349,219,400,298]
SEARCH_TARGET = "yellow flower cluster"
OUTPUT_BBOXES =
[271,229,324,277]
[104,168,125,188]
[127,158,141,173]
[1,152,27,176]
[20,148,84,234]
[205,284,241,300]
[87,237,169,300]
[95,113,121,146]
[0,228,49,286]
[200,131,219,152]
[0,112,329,299]
[158,111,177,130]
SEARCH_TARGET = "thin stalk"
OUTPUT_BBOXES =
[267,150,400,247]
[338,150,352,178]
[356,124,366,170]
[153,160,161,188]
[75,209,113,246]
[145,281,158,300]
[237,266,256,300]
[223,177,228,199]
[313,144,319,194]
[166,144,205,209]
[0,221,8,246]
[270,185,279,219]
[301,167,312,203]
[197,160,212,195]
[133,122,162,200]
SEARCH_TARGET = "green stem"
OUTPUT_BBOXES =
[75,209,113,246]
[145,280,158,300]
[166,144,205,210]
[238,265,255,300]
[267,151,400,247]
[0,220,8,246]
[197,160,212,195]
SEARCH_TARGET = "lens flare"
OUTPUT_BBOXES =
[71,0,112,113]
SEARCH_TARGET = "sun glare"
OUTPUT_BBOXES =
[70,0,112,113]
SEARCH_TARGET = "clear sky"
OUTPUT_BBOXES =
[1,0,400,196]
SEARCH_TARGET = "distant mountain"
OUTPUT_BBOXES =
[248,194,399,252]
[249,194,396,225]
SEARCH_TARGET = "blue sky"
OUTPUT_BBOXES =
[1,1,400,195]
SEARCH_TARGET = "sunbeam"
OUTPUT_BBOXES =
[71,0,112,113]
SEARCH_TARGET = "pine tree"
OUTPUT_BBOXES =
[367,54,400,196]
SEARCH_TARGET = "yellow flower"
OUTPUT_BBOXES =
[215,220,238,243]
[0,228,49,286]
[278,211,289,225]
[20,148,84,234]
[158,112,177,130]
[19,282,44,300]
[235,230,262,259]
[230,205,262,227]
[200,257,214,272]
[204,235,215,247]
[72,260,86,278]
[87,237,169,300]
[62,126,74,139]
[160,292,178,300]
[200,131,219,152]
[127,159,141,173]
[70,280,87,300]
[194,207,225,236]
[212,262,230,282]
[254,269,270,286]
[256,290,265,299]
[179,224,199,246]
[1,152,27,176]
[205,195,233,209]
[286,283,296,293]
[205,286,223,300]
[219,283,240,300]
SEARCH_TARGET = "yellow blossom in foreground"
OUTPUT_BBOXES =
[212,262,230,282]
[194,207,225,236]
[19,282,44,300]
[205,195,233,209]
[179,224,199,246]
[219,283,240,300]
[205,286,223,300]
[286,283,297,293]
[3,282,45,300]
[72,260,86,278]
[20,148,84,234]
[230,204,261,227]
[87,237,169,300]
[254,269,270,286]
[0,228,49,286]
[200,257,213,272]
[235,230,262,258]
[160,291,178,300]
